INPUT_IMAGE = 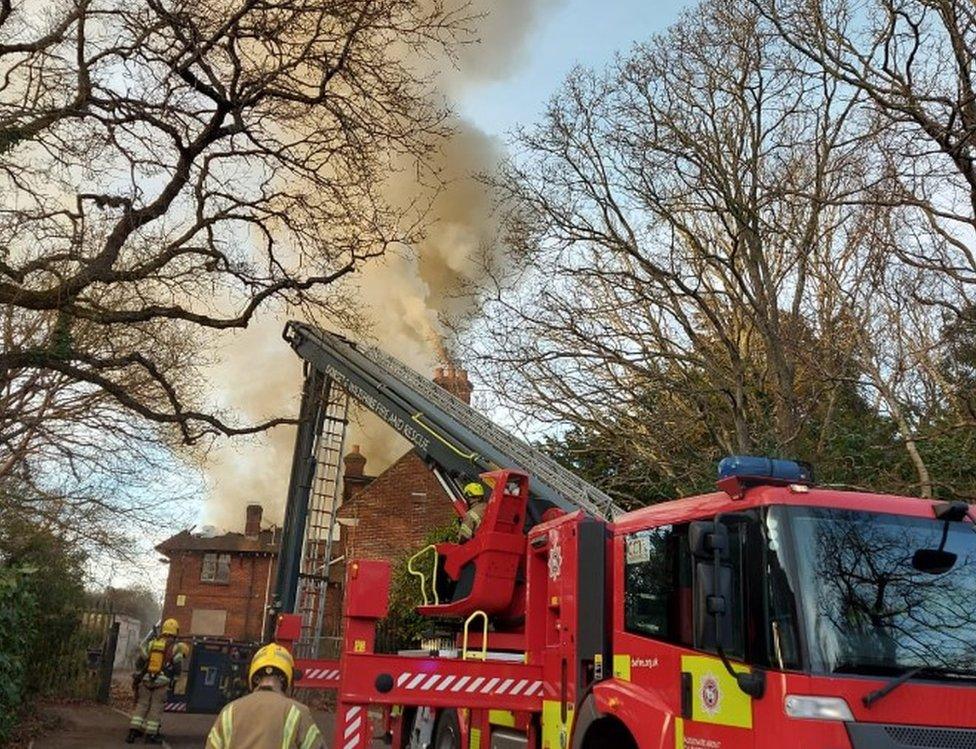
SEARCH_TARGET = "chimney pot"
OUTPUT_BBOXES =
[433,362,473,405]
[245,504,263,537]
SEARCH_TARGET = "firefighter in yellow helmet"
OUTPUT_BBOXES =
[127,618,187,744]
[458,481,488,542]
[205,643,324,749]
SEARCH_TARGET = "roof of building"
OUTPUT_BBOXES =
[156,528,280,555]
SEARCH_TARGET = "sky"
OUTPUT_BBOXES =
[458,0,684,137]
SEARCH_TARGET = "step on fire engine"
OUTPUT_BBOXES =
[272,321,976,749]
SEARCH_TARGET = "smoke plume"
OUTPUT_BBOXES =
[200,1,562,530]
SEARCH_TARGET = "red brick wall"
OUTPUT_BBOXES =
[161,551,276,642]
[340,451,458,562]
[158,451,458,643]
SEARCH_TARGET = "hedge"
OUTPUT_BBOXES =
[0,566,37,743]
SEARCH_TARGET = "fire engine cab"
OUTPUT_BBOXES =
[273,323,976,749]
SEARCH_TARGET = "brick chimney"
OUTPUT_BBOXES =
[342,445,372,502]
[433,364,473,405]
[344,444,366,478]
[245,504,263,538]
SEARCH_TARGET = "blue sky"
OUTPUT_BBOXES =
[458,0,687,136]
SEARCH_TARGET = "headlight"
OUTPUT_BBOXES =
[784,695,855,721]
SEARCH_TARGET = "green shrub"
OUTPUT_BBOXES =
[0,565,37,743]
[379,524,458,650]
[0,511,87,698]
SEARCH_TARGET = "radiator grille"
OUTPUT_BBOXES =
[885,726,976,749]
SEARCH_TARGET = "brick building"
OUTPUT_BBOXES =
[157,505,278,641]
[337,450,457,562]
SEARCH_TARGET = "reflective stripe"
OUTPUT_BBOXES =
[674,717,685,749]
[208,727,224,749]
[221,704,234,746]
[300,723,322,749]
[282,705,301,748]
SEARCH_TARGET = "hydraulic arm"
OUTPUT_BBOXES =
[272,321,622,625]
[283,320,620,519]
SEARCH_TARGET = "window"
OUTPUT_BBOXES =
[201,553,231,583]
[761,509,802,670]
[774,506,976,676]
[624,525,693,645]
[625,520,747,660]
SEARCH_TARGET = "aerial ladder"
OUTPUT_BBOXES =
[268,320,621,659]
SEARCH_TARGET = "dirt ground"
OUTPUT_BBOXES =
[27,701,387,748]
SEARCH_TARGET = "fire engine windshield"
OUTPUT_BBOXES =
[769,506,976,677]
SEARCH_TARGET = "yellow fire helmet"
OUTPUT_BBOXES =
[462,482,486,499]
[160,618,179,637]
[249,643,296,690]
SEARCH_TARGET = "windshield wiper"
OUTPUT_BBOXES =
[859,665,976,707]
[862,666,924,707]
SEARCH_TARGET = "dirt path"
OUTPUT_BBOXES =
[30,701,386,748]
[30,703,141,749]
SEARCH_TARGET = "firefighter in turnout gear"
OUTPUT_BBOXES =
[126,618,186,744]
[458,481,488,542]
[206,643,324,749]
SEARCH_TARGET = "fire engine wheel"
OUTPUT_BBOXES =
[433,709,461,749]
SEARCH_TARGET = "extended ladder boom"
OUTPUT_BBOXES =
[284,321,621,520]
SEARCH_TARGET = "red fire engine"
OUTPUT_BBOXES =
[274,323,976,749]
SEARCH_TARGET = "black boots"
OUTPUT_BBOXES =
[144,733,164,744]
[125,728,142,744]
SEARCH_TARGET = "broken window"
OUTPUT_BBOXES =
[201,552,231,583]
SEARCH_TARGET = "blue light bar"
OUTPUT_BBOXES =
[717,455,813,483]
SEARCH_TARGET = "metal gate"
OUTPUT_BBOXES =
[32,603,120,701]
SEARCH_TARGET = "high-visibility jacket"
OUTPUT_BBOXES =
[205,688,324,749]
[459,500,487,541]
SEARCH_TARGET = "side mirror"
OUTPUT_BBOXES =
[690,520,729,560]
[692,515,767,700]
[692,519,733,650]
[695,557,733,650]
[912,548,957,575]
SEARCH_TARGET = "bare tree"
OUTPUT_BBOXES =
[0,0,469,494]
[470,0,876,503]
[747,0,976,493]
[755,0,976,317]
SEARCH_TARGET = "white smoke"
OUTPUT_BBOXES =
[201,0,565,529]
